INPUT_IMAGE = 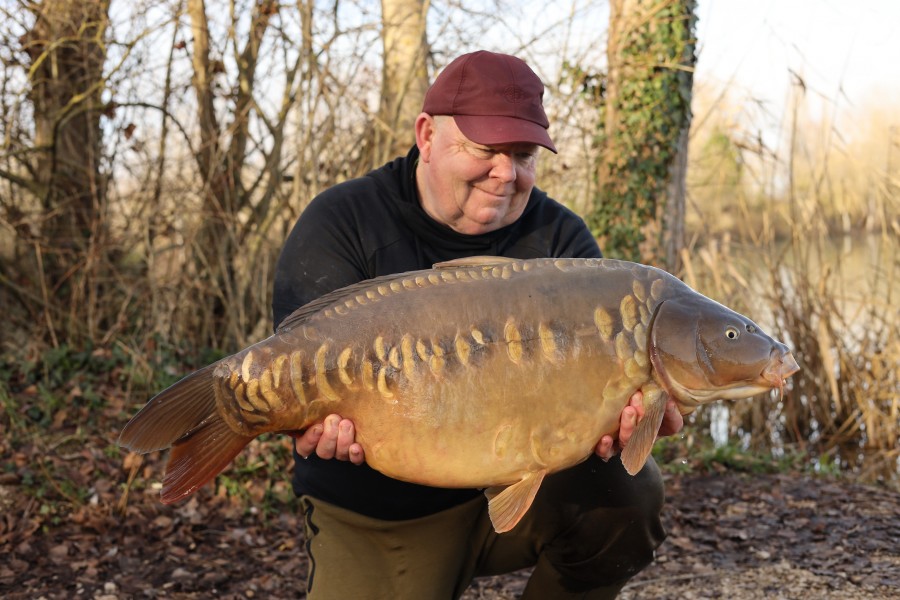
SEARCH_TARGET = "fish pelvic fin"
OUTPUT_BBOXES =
[118,363,220,453]
[161,415,253,504]
[484,470,547,533]
[620,386,668,476]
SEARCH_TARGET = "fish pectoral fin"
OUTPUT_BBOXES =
[620,387,669,476]
[484,470,547,534]
[433,256,519,270]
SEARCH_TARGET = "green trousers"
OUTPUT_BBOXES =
[300,455,666,599]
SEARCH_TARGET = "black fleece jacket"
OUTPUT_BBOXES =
[272,146,601,520]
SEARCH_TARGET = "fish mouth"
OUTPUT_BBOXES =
[761,350,800,401]
[762,350,800,385]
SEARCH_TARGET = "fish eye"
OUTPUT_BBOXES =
[725,326,740,340]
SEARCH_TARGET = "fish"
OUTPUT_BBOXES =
[119,256,800,533]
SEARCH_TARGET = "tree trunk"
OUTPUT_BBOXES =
[375,0,430,164]
[591,0,696,270]
[186,0,278,347]
[23,0,111,344]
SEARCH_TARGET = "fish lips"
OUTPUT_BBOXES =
[762,346,801,386]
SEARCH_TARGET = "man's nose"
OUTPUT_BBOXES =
[490,153,517,182]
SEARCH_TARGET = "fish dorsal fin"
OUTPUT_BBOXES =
[484,470,547,533]
[433,256,520,270]
[277,257,520,333]
[620,386,669,475]
[276,271,423,333]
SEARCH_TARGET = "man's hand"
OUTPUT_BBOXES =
[594,391,684,460]
[293,414,365,465]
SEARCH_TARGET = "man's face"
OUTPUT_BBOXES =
[415,115,539,235]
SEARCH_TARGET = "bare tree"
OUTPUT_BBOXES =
[185,0,283,346]
[3,0,111,345]
[373,0,430,165]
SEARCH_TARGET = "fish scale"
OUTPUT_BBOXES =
[119,256,799,533]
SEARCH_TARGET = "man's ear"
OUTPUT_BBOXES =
[415,113,436,162]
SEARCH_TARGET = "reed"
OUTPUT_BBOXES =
[679,208,899,487]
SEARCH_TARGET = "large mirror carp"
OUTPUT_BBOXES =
[120,257,799,533]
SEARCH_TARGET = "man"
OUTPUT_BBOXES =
[273,50,683,599]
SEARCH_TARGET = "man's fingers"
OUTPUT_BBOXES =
[629,391,645,419]
[348,443,365,465]
[618,405,638,447]
[595,435,615,460]
[295,414,365,464]
[294,424,324,458]
[315,414,342,459]
[334,419,355,461]
[657,399,684,438]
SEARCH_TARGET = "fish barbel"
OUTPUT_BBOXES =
[119,257,799,532]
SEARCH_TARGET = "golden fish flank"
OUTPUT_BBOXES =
[361,358,376,391]
[400,334,417,380]
[375,336,388,363]
[232,380,254,413]
[594,307,615,342]
[538,322,561,364]
[455,332,472,366]
[615,331,635,362]
[416,338,431,361]
[271,354,287,389]
[337,347,354,386]
[430,340,446,377]
[241,350,254,383]
[493,423,514,459]
[504,317,524,364]
[624,357,644,379]
[620,295,639,331]
[245,379,267,412]
[315,343,340,401]
[119,256,800,534]
[633,323,648,353]
[258,369,283,410]
[639,304,652,327]
[650,277,665,300]
[388,346,402,370]
[632,280,647,303]
[377,366,394,400]
[289,351,306,403]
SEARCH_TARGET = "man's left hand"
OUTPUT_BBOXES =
[594,391,684,460]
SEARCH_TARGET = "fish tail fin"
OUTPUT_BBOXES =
[118,363,221,453]
[118,362,253,503]
[161,415,253,503]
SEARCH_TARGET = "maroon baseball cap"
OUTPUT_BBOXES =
[422,51,557,153]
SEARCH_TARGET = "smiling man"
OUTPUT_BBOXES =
[273,50,682,599]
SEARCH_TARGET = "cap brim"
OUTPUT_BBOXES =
[453,115,557,154]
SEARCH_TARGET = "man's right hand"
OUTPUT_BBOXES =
[294,414,365,464]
